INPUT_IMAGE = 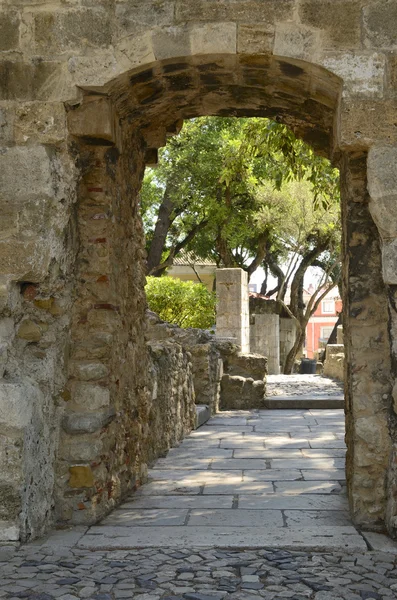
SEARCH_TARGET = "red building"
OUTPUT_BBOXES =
[305,285,342,358]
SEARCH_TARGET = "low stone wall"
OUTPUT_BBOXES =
[146,311,222,414]
[323,344,345,381]
[146,341,196,463]
[218,346,267,410]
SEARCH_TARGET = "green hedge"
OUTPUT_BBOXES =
[145,276,216,329]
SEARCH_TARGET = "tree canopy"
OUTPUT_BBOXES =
[141,116,341,371]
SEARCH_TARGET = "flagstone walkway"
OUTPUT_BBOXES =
[2,407,397,599]
[77,408,364,552]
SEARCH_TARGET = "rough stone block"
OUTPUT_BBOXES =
[115,32,156,69]
[115,0,175,36]
[0,145,53,201]
[69,466,94,488]
[190,23,237,56]
[363,0,397,50]
[367,146,397,201]
[339,98,397,149]
[152,27,191,61]
[33,10,112,54]
[0,240,51,283]
[223,352,267,380]
[274,22,321,62]
[380,239,397,285]
[322,52,386,98]
[0,12,20,52]
[299,0,362,49]
[14,102,67,145]
[0,520,19,542]
[0,60,70,102]
[69,362,109,381]
[62,408,116,434]
[0,380,41,432]
[237,24,274,55]
[70,382,110,411]
[68,97,115,143]
[323,344,344,381]
[175,0,295,25]
[17,320,42,343]
[220,374,265,410]
[0,105,15,144]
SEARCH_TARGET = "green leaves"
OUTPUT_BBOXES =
[145,276,216,329]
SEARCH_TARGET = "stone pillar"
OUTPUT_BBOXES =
[216,268,250,354]
[250,313,280,374]
[367,145,397,537]
[280,318,296,373]
[342,151,393,532]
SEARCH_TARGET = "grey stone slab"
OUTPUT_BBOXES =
[133,481,202,496]
[187,509,283,527]
[239,493,349,510]
[254,425,312,433]
[243,470,302,481]
[148,469,242,482]
[234,449,303,458]
[122,495,235,509]
[220,440,265,449]
[152,458,212,470]
[301,469,346,481]
[284,510,352,526]
[195,404,211,429]
[208,417,248,426]
[273,481,343,495]
[265,438,311,449]
[211,459,268,470]
[308,440,347,449]
[167,448,233,459]
[361,531,397,553]
[203,481,274,495]
[78,525,367,551]
[100,509,188,526]
[195,426,254,433]
[270,458,345,469]
[301,448,346,458]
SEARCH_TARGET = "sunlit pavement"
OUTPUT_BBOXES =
[3,409,397,599]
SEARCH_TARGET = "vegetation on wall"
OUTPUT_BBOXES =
[145,276,216,330]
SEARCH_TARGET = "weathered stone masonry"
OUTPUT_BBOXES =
[2,0,397,541]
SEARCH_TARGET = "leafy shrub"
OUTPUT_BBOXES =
[145,276,216,329]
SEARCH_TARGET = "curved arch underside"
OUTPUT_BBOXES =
[82,54,342,158]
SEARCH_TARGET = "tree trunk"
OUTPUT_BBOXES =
[146,188,176,275]
[283,323,306,374]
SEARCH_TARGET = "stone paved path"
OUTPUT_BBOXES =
[266,375,344,398]
[76,409,363,551]
[2,408,397,599]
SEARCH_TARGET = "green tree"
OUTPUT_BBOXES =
[145,276,216,329]
[141,117,341,370]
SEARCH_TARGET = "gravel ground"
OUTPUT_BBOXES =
[1,544,397,600]
[266,375,344,398]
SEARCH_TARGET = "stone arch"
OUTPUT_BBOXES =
[59,48,392,536]
[1,3,397,541]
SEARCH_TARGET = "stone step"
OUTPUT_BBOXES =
[194,404,211,429]
[78,524,367,552]
[264,396,344,409]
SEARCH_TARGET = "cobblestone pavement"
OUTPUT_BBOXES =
[266,375,344,398]
[1,543,397,599]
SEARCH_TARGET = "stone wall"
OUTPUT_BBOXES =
[1,0,397,539]
[146,311,222,415]
[323,344,345,381]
